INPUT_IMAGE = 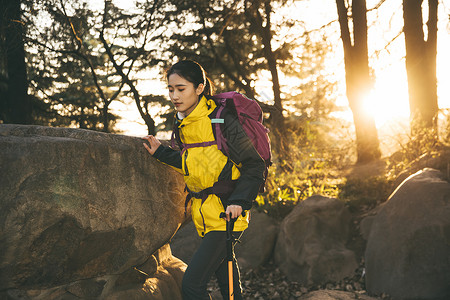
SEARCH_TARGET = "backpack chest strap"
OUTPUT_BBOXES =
[180,141,217,154]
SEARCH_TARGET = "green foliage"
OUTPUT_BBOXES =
[254,117,353,219]
[255,161,342,220]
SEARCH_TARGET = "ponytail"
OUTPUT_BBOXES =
[203,77,214,98]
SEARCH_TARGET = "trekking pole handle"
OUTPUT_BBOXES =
[219,211,246,220]
[219,212,237,227]
[219,211,246,237]
[219,211,245,227]
[219,212,237,246]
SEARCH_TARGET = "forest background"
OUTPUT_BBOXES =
[1,0,450,217]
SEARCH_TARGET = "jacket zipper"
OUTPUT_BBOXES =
[199,204,206,236]
[183,149,189,176]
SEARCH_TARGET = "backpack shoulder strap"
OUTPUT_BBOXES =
[209,102,229,155]
[170,120,183,151]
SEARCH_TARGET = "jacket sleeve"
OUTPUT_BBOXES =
[152,144,183,173]
[222,110,266,210]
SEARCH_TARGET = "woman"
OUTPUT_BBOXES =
[142,60,265,299]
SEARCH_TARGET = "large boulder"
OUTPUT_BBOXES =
[0,125,187,294]
[2,244,186,300]
[104,243,186,300]
[274,195,358,285]
[235,210,278,270]
[365,168,450,300]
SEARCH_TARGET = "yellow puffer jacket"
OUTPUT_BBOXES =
[153,96,265,237]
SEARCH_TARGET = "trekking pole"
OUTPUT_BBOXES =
[219,212,237,300]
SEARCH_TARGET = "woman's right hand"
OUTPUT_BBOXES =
[142,135,161,155]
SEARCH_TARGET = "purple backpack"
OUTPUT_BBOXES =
[171,91,272,193]
[212,92,272,192]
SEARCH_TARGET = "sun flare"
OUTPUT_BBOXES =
[361,68,410,128]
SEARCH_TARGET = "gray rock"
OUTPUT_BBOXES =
[365,168,450,300]
[0,125,187,291]
[299,290,378,300]
[359,215,375,240]
[106,244,186,300]
[274,195,358,285]
[235,210,278,270]
[170,220,202,264]
[1,244,187,300]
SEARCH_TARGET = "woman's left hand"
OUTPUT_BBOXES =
[225,205,243,221]
[141,135,161,155]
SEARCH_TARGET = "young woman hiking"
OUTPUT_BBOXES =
[142,60,265,299]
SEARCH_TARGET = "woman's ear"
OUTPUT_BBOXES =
[196,83,205,95]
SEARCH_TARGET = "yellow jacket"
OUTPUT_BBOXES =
[154,96,265,237]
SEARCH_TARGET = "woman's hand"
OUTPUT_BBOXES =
[225,205,243,221]
[142,135,161,155]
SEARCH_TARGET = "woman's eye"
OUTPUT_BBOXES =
[178,89,185,92]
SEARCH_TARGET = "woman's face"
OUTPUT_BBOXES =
[168,73,204,116]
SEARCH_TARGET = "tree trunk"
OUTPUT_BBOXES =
[245,0,287,159]
[0,0,32,124]
[259,1,283,130]
[336,0,381,163]
[403,0,438,133]
[102,103,110,132]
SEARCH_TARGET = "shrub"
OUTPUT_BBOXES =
[254,118,352,219]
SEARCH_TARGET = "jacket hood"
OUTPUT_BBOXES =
[177,96,216,127]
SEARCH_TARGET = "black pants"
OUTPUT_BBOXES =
[182,230,243,300]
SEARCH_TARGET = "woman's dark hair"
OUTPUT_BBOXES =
[166,60,214,97]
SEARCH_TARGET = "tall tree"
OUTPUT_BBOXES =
[0,0,32,124]
[403,0,438,134]
[335,0,381,163]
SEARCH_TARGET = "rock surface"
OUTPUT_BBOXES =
[1,244,186,300]
[207,259,377,300]
[170,219,202,265]
[235,210,279,270]
[298,290,378,300]
[0,125,187,293]
[365,168,450,300]
[104,244,186,300]
[274,195,358,286]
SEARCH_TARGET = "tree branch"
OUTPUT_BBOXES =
[59,1,108,107]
